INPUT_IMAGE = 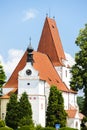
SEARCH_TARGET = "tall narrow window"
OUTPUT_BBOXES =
[65,70,67,77]
[2,113,4,120]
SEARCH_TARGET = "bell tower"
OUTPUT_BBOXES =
[18,42,46,127]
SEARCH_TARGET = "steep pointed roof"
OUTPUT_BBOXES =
[37,17,66,66]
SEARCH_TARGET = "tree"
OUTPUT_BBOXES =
[0,62,6,94]
[77,96,84,112]
[5,93,19,129]
[0,119,5,127]
[18,92,33,127]
[70,24,87,116]
[46,86,67,127]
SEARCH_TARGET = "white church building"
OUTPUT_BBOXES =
[0,17,83,130]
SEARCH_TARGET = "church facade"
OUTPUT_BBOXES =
[0,17,83,130]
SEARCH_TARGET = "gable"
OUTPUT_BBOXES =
[3,50,69,92]
[38,17,66,66]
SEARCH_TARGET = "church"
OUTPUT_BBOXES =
[0,17,83,130]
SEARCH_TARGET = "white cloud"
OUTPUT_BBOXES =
[0,55,4,64]
[65,52,75,67]
[0,49,24,80]
[22,9,38,22]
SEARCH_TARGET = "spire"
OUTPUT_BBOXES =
[26,37,34,64]
[37,17,66,66]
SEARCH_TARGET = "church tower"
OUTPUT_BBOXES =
[18,43,46,126]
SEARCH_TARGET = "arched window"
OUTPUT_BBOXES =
[65,70,67,77]
[76,121,78,128]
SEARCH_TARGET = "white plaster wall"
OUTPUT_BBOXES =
[44,82,50,106]
[18,79,45,96]
[28,95,45,127]
[67,116,80,130]
[69,93,76,108]
[62,92,69,110]
[18,61,46,127]
[55,65,71,90]
[1,99,9,120]
[38,96,46,127]
[18,63,38,78]
[38,80,45,95]
[29,95,39,125]
[67,118,74,128]
[62,92,78,110]
[74,111,81,130]
[73,118,80,130]
[55,66,62,78]
[62,67,71,89]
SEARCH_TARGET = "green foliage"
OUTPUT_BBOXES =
[5,92,33,129]
[43,127,55,130]
[0,126,13,130]
[35,125,44,130]
[5,93,19,129]
[18,92,33,127]
[77,96,84,112]
[0,120,5,128]
[0,63,6,87]
[81,117,87,128]
[46,86,67,127]
[17,125,35,130]
[59,127,78,130]
[0,63,6,95]
[35,125,55,130]
[81,128,87,130]
[70,24,87,116]
[19,116,34,127]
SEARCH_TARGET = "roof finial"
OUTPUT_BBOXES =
[29,37,31,45]
[26,37,34,63]
[49,8,51,18]
[46,13,48,17]
[53,16,55,20]
[27,37,33,53]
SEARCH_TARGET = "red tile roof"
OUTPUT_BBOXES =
[3,51,69,92]
[38,17,66,66]
[33,51,69,92]
[79,113,85,120]
[66,110,77,118]
[1,88,18,99]
[66,110,85,119]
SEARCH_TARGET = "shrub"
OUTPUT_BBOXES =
[17,125,35,130]
[44,127,55,130]
[0,126,13,130]
[0,120,5,128]
[35,126,55,130]
[81,127,87,130]
[18,116,34,127]
[59,127,78,130]
[35,125,44,130]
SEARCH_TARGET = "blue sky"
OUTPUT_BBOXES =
[0,0,87,58]
[0,0,86,96]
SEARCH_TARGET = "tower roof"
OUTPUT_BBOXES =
[37,17,66,66]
